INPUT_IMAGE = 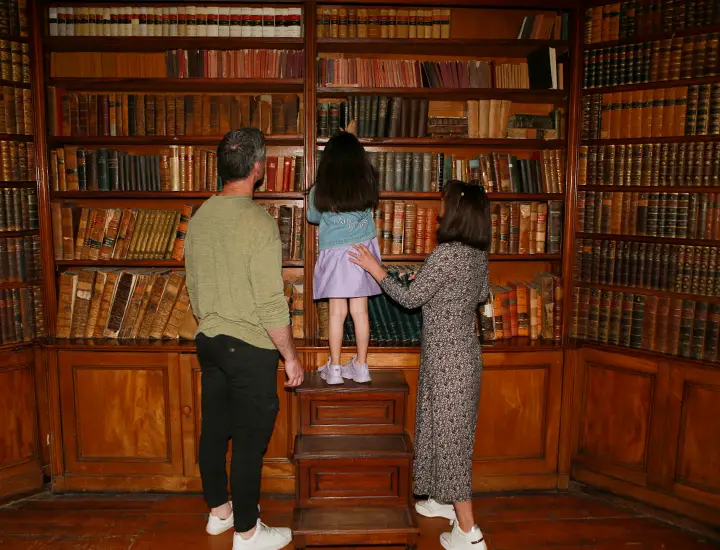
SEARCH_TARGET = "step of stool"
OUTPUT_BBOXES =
[295,434,413,508]
[297,371,408,435]
[292,506,419,549]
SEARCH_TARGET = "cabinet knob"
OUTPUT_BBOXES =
[182,406,192,416]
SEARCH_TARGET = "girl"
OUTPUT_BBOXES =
[307,125,380,385]
[349,181,490,550]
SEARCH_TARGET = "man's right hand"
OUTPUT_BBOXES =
[284,356,304,388]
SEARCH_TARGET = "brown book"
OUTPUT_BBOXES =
[149,271,185,339]
[129,273,158,339]
[84,270,107,338]
[69,269,96,338]
[136,274,169,339]
[163,284,190,339]
[92,270,120,337]
[60,206,75,260]
[171,205,193,260]
[103,271,136,338]
[118,273,151,339]
[55,271,78,339]
[86,209,108,261]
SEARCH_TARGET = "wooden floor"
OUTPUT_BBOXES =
[0,492,717,549]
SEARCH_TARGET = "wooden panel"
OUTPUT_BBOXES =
[58,352,183,476]
[0,349,43,499]
[471,351,563,480]
[572,348,661,487]
[664,363,720,510]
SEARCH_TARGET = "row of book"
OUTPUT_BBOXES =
[576,238,720,298]
[582,85,720,140]
[0,187,37,232]
[490,201,562,255]
[316,56,560,90]
[0,286,45,344]
[0,0,27,39]
[373,202,438,256]
[0,234,40,283]
[364,150,566,195]
[50,49,304,80]
[0,140,34,182]
[478,274,562,342]
[263,155,304,193]
[315,7,451,40]
[51,205,192,262]
[516,13,569,40]
[0,85,32,135]
[49,146,222,193]
[0,40,30,84]
[49,90,302,138]
[584,1,720,44]
[572,288,720,363]
[578,142,720,187]
[583,34,720,88]
[285,278,304,340]
[578,191,720,241]
[47,6,304,38]
[318,97,428,138]
[56,269,192,340]
[262,204,304,262]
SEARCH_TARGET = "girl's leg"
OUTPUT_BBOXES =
[454,500,475,533]
[349,297,369,364]
[328,298,348,365]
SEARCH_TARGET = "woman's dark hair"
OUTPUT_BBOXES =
[313,132,379,212]
[437,180,491,250]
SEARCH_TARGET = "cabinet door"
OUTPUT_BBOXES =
[58,351,183,476]
[0,348,43,499]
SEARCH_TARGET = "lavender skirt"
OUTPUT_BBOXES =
[314,237,382,299]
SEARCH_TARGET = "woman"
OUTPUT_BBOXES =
[349,180,490,550]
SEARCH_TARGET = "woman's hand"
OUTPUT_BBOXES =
[349,244,386,283]
[341,119,357,135]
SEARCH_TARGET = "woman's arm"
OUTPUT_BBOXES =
[349,244,450,310]
[306,186,321,224]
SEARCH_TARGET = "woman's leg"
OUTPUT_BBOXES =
[328,298,348,365]
[349,297,369,364]
[454,500,475,533]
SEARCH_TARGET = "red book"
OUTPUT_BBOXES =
[282,157,293,192]
[265,156,278,192]
[507,282,518,338]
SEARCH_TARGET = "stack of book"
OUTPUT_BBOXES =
[576,237,720,298]
[50,49,305,79]
[579,142,720,187]
[584,34,719,88]
[0,235,41,283]
[0,285,44,343]
[0,187,38,232]
[577,191,720,240]
[47,6,304,38]
[0,40,31,84]
[0,140,35,181]
[583,2,719,44]
[0,85,33,135]
[479,273,562,342]
[572,288,720,363]
[582,85,720,140]
[317,96,429,138]
[490,201,563,255]
[261,155,304,192]
[373,202,438,255]
[47,90,302,137]
[0,0,28,38]
[315,7,451,39]
[259,204,304,262]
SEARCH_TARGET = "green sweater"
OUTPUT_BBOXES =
[184,195,289,349]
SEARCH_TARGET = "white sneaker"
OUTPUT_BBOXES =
[440,523,487,550]
[319,360,343,385]
[341,356,372,383]
[415,498,457,524]
[206,501,233,535]
[232,520,292,550]
[206,502,262,536]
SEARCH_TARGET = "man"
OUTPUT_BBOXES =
[185,128,303,550]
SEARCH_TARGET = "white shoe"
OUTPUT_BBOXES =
[206,501,234,535]
[341,356,372,383]
[319,360,343,385]
[415,498,457,524]
[440,523,487,550]
[233,520,292,550]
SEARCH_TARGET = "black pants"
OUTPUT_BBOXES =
[196,333,280,532]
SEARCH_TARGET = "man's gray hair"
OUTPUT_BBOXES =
[217,128,266,182]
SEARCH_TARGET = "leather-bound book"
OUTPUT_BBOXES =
[103,271,136,338]
[69,269,96,338]
[55,271,78,338]
[163,283,190,339]
[149,271,184,338]
[119,272,151,339]
[84,270,107,338]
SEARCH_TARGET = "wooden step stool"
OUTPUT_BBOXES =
[292,370,420,549]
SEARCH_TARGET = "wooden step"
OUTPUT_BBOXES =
[292,506,419,549]
[297,371,408,436]
[295,434,413,508]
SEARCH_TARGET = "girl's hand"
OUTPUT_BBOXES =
[349,244,386,283]
[341,119,357,135]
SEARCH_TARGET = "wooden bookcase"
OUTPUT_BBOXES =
[0,0,718,531]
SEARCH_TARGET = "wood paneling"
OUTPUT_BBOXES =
[0,348,43,499]
[58,352,183,476]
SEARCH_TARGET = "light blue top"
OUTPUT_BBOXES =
[306,186,377,250]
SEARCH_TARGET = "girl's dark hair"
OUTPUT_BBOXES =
[437,180,491,250]
[313,132,379,212]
